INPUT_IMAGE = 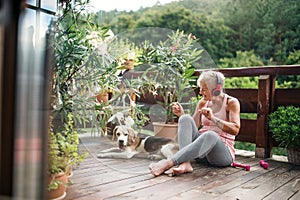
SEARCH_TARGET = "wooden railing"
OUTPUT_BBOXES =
[123,65,300,158]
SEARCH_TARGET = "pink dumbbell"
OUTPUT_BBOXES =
[232,162,250,171]
[259,160,269,169]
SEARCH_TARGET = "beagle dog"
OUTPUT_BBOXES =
[97,125,179,160]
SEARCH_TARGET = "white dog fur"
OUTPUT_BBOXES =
[97,125,179,160]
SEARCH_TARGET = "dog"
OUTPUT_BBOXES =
[97,125,179,160]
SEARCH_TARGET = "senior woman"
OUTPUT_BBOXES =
[149,70,240,176]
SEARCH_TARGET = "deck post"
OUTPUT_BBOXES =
[255,75,272,158]
[268,75,276,155]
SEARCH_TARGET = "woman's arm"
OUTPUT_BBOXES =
[211,97,241,136]
[193,99,206,129]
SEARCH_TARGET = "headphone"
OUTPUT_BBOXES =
[212,73,222,96]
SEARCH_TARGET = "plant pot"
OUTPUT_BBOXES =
[286,148,300,165]
[47,172,68,200]
[96,92,109,103]
[152,122,178,141]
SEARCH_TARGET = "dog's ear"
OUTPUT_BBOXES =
[127,127,137,143]
[112,126,119,141]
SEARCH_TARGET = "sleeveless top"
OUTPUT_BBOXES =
[199,94,236,160]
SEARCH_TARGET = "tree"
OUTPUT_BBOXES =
[255,0,300,63]
[218,50,264,68]
[135,6,231,63]
[218,50,264,89]
[93,0,300,65]
[223,0,259,51]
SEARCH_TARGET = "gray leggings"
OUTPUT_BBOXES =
[172,115,233,167]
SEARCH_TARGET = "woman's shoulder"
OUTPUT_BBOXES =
[226,94,240,107]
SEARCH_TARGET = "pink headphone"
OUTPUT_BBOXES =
[212,74,221,96]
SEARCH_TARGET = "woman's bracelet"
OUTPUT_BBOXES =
[216,118,221,127]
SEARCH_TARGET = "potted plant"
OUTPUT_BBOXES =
[51,0,120,132]
[48,1,119,197]
[48,113,88,199]
[137,30,202,139]
[268,105,300,165]
[47,117,68,200]
[59,113,88,177]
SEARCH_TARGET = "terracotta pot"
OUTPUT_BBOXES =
[47,172,68,200]
[152,122,178,141]
[96,92,109,103]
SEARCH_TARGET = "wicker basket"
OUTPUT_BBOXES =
[286,148,300,165]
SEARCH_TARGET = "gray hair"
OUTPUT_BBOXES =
[197,70,225,92]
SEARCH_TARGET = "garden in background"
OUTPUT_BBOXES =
[52,0,299,163]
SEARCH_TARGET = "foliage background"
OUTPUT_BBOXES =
[93,0,300,66]
[89,0,300,91]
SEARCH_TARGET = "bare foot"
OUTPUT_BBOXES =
[172,162,193,175]
[149,159,174,177]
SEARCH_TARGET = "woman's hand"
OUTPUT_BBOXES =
[171,102,184,117]
[199,107,213,120]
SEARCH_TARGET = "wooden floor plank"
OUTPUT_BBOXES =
[68,172,150,199]
[71,161,207,200]
[218,161,297,200]
[264,171,300,200]
[289,190,300,200]
[71,161,151,186]
[199,159,261,194]
[164,158,259,199]
[104,174,206,200]
[71,174,173,200]
[104,159,252,200]
[65,135,300,200]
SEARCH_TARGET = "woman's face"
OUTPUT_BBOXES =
[199,82,211,100]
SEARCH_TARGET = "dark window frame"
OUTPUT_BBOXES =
[0,0,57,198]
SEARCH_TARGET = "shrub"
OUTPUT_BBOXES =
[268,106,300,149]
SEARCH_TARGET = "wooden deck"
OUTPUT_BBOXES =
[66,133,300,200]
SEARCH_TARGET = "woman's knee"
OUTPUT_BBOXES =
[178,114,193,125]
[177,114,194,139]
[202,131,219,142]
